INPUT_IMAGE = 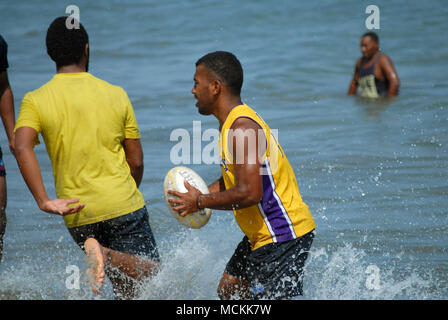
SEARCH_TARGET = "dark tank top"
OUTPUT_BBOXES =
[358,52,389,98]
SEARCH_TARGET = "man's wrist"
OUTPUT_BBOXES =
[196,194,203,210]
[36,195,51,210]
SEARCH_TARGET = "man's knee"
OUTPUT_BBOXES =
[217,273,250,300]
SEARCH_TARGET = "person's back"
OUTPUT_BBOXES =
[19,72,144,228]
[14,16,159,299]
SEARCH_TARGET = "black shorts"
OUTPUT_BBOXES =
[68,206,160,261]
[0,147,6,176]
[224,230,315,300]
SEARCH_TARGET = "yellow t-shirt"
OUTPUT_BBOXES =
[15,72,145,228]
[219,104,316,251]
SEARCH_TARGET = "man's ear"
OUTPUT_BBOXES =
[84,43,89,57]
[210,79,222,96]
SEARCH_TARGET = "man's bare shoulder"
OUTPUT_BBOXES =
[230,116,262,131]
[378,52,394,65]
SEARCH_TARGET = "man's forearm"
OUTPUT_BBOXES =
[0,86,16,155]
[15,146,49,207]
[198,184,261,211]
[199,177,246,211]
[348,81,358,95]
[387,79,399,96]
[123,139,144,187]
[129,163,143,187]
[16,145,85,215]
[0,86,15,140]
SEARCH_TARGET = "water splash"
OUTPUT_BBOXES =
[303,243,436,300]
[136,232,226,300]
[0,233,441,300]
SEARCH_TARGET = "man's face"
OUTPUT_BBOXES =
[360,36,378,59]
[192,64,215,115]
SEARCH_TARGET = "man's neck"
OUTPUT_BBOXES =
[367,50,380,62]
[216,96,243,129]
[57,64,86,73]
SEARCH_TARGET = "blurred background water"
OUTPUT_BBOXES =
[0,0,446,299]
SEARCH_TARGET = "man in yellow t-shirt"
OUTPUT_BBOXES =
[14,17,159,299]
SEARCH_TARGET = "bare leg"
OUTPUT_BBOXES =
[84,238,106,294]
[0,176,6,263]
[103,247,160,299]
[217,272,251,300]
[84,238,159,299]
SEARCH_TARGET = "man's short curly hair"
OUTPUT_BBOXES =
[46,16,89,68]
[196,51,243,96]
[362,32,379,44]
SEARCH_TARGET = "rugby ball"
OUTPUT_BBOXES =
[163,166,212,229]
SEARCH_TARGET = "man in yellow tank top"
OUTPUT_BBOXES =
[168,51,316,300]
[14,17,159,299]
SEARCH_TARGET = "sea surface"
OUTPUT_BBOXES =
[0,0,446,299]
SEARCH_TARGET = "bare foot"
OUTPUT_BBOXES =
[84,238,106,294]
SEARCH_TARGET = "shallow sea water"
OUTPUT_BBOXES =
[0,0,446,299]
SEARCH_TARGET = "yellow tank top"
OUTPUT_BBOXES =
[219,104,316,250]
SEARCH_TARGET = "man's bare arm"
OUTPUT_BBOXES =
[0,71,15,155]
[15,126,84,215]
[379,55,400,96]
[122,138,144,187]
[348,58,361,95]
[167,117,265,216]
[207,177,225,193]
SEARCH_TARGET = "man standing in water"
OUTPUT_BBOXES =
[348,32,400,98]
[14,17,159,299]
[168,51,316,300]
[0,34,16,263]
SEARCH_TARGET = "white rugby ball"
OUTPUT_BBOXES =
[163,166,212,229]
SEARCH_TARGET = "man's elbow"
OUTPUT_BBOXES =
[135,162,144,173]
[13,142,33,173]
[14,140,29,158]
[129,158,144,172]
[389,78,400,95]
[246,196,261,207]
[239,186,262,207]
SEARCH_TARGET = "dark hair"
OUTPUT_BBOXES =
[196,51,243,95]
[362,32,379,44]
[46,16,89,68]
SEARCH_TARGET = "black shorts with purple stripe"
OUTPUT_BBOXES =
[224,230,315,300]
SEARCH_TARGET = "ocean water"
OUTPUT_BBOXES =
[0,0,446,300]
